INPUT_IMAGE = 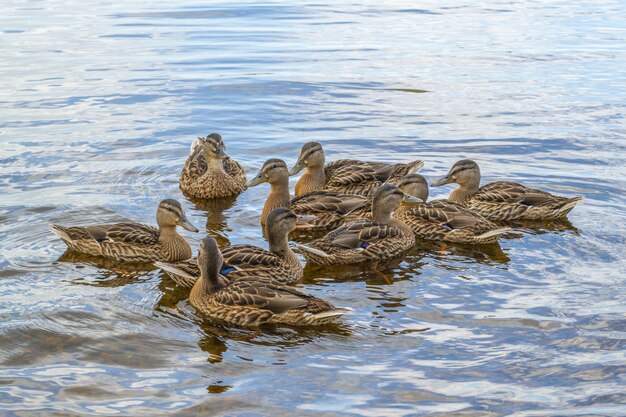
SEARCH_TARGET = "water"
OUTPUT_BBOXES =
[1,0,625,415]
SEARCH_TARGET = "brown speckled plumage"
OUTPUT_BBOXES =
[180,133,247,199]
[289,142,424,196]
[247,159,370,232]
[50,199,197,262]
[432,160,583,221]
[290,191,370,232]
[396,201,510,244]
[189,237,351,327]
[156,208,303,288]
[393,174,511,244]
[296,184,416,265]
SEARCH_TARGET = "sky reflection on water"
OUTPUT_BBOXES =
[1,0,625,416]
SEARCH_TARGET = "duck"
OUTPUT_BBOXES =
[431,160,583,221]
[189,237,352,326]
[393,174,511,244]
[288,142,424,196]
[156,208,303,288]
[295,184,419,265]
[247,158,369,231]
[179,133,247,199]
[50,199,198,263]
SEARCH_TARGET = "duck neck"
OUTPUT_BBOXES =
[198,262,221,293]
[450,183,480,202]
[204,155,226,173]
[262,180,291,225]
[372,205,393,224]
[450,169,481,202]
[268,230,296,263]
[158,225,179,242]
[296,165,325,195]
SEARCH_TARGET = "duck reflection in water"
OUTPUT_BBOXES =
[57,251,156,287]
[504,217,581,237]
[414,240,511,266]
[171,304,354,366]
[188,195,238,234]
[197,315,353,352]
[301,248,427,285]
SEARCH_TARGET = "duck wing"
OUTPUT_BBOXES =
[291,191,368,216]
[86,222,159,246]
[326,220,404,249]
[476,181,558,206]
[221,244,283,269]
[155,258,199,288]
[325,164,385,187]
[325,159,423,183]
[215,277,312,313]
[156,258,233,288]
[182,144,208,181]
[223,157,245,178]
[324,159,370,179]
[416,200,485,229]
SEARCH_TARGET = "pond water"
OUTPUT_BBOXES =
[1,0,625,415]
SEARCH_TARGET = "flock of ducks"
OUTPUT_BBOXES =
[51,134,583,327]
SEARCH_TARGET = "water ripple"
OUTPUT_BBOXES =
[0,0,625,415]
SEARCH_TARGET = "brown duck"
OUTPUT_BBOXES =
[247,158,369,231]
[189,237,351,327]
[288,142,424,196]
[394,174,511,244]
[50,199,198,262]
[156,208,303,288]
[296,184,419,265]
[180,133,247,199]
[432,160,583,221]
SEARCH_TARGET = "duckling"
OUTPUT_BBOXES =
[180,133,247,199]
[296,184,419,265]
[394,174,511,244]
[50,199,198,262]
[189,237,352,326]
[247,158,369,231]
[432,160,583,221]
[156,208,303,288]
[288,142,424,196]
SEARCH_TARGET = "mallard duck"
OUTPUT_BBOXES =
[50,199,198,262]
[180,133,247,199]
[189,237,351,326]
[394,174,511,244]
[156,208,303,288]
[288,142,424,196]
[431,160,583,221]
[295,184,419,265]
[247,158,369,231]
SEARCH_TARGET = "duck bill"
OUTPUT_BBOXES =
[431,174,453,187]
[401,195,423,206]
[179,214,199,232]
[295,214,317,228]
[246,174,265,187]
[215,147,229,159]
[288,159,305,176]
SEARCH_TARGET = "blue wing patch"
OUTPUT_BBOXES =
[220,266,237,275]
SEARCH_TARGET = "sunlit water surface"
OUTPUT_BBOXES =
[1,0,625,416]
